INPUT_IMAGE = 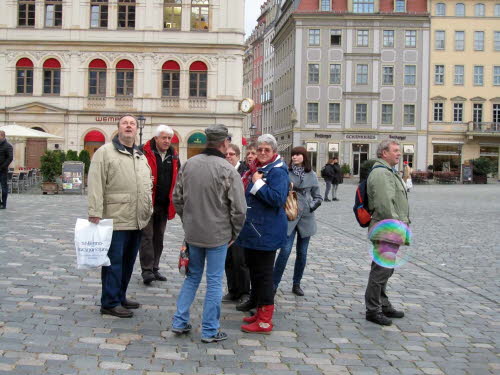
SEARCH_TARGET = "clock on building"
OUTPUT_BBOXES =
[240,98,255,113]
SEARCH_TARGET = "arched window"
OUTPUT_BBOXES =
[435,3,446,16]
[162,60,180,97]
[45,0,62,27]
[191,0,209,30]
[43,58,61,95]
[89,59,107,96]
[189,61,207,98]
[455,3,465,16]
[164,0,181,29]
[16,58,34,95]
[18,0,35,27]
[116,59,134,96]
[90,0,108,28]
[475,3,485,17]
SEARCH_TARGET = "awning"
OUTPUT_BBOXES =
[0,124,63,140]
[278,143,292,152]
[431,140,464,144]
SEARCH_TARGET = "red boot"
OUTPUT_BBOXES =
[242,307,260,323]
[241,305,274,334]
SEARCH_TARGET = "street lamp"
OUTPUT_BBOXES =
[250,123,257,141]
[137,115,146,145]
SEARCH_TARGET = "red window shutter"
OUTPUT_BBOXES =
[189,61,207,71]
[16,58,34,68]
[162,60,180,70]
[43,58,61,68]
[116,60,134,69]
[89,59,107,69]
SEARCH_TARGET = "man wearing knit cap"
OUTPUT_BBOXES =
[172,124,247,343]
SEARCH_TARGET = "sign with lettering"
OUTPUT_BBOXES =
[403,144,414,153]
[390,135,407,141]
[95,116,121,123]
[314,133,332,139]
[345,134,377,140]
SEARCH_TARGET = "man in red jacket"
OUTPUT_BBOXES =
[140,125,180,285]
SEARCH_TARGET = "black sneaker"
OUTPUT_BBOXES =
[201,331,228,343]
[324,198,331,202]
[292,284,304,296]
[383,307,405,318]
[236,298,257,312]
[366,312,392,326]
[142,272,155,285]
[171,323,192,335]
[153,271,167,281]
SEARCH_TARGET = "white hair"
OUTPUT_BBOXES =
[257,134,278,152]
[155,124,174,137]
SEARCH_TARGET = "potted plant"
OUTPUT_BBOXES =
[472,158,493,184]
[341,163,351,178]
[66,150,79,161]
[78,150,91,185]
[40,150,62,194]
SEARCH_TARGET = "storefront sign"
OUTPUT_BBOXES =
[403,145,414,154]
[328,143,339,152]
[390,135,407,141]
[345,134,377,140]
[96,116,121,123]
[306,142,318,152]
[314,133,332,139]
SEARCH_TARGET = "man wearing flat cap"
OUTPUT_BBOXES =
[172,124,247,343]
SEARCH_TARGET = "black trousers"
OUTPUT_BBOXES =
[139,206,168,276]
[245,248,276,306]
[0,171,8,207]
[225,243,250,297]
[365,261,394,314]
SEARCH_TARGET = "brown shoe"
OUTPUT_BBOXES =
[100,305,133,318]
[122,299,140,309]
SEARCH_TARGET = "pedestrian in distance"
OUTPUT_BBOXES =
[322,158,342,201]
[139,125,180,285]
[0,130,14,209]
[402,161,413,192]
[365,140,410,326]
[222,143,251,306]
[273,147,322,297]
[171,124,247,343]
[237,134,289,334]
[88,114,153,318]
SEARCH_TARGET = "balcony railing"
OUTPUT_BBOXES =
[161,97,180,108]
[469,122,500,133]
[188,98,207,110]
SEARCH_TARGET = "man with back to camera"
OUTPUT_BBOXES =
[88,114,153,318]
[365,139,410,326]
[0,130,14,209]
[139,125,180,285]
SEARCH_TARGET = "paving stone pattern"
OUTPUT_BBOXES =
[0,184,498,374]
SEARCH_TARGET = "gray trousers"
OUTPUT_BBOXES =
[365,261,394,314]
[139,206,168,276]
[324,181,339,200]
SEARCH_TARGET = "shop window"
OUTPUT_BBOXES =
[18,0,35,27]
[357,30,369,47]
[402,145,414,168]
[329,64,341,84]
[309,29,320,46]
[43,58,61,95]
[164,0,182,29]
[308,64,319,84]
[328,143,339,161]
[404,104,415,125]
[383,30,394,47]
[433,144,461,172]
[306,143,318,172]
[352,144,369,176]
[16,58,34,95]
[330,29,341,46]
[189,61,207,97]
[353,0,374,13]
[116,59,134,96]
[45,0,62,27]
[405,30,416,48]
[455,3,465,17]
[191,0,209,31]
[381,104,393,124]
[162,60,180,97]
[453,103,464,122]
[118,0,135,29]
[90,0,108,28]
[433,103,444,122]
[88,59,107,96]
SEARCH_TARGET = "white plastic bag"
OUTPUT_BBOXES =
[74,218,113,269]
[406,178,413,190]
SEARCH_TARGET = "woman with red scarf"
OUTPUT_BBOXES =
[236,134,289,334]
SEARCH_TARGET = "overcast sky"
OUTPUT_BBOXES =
[245,0,267,38]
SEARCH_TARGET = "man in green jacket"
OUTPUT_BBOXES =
[365,140,410,326]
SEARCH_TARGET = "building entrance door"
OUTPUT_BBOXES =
[25,138,47,168]
[352,143,369,176]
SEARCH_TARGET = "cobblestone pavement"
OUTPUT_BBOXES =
[0,184,499,375]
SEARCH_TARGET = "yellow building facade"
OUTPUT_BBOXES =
[429,0,500,176]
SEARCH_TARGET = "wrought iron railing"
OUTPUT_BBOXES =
[469,122,500,132]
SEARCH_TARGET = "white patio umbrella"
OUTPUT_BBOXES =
[0,124,63,140]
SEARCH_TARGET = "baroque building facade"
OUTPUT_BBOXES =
[0,0,245,167]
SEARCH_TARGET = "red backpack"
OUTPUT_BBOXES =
[353,165,389,227]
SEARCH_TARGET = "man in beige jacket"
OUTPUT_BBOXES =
[88,114,153,318]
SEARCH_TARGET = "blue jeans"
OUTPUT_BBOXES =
[273,228,310,287]
[101,230,142,308]
[172,244,228,339]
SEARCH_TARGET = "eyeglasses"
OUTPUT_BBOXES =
[257,147,273,153]
[226,136,232,142]
[225,152,236,156]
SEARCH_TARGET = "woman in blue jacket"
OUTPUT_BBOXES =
[237,134,289,334]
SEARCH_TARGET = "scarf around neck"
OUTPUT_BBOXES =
[242,154,279,190]
[291,164,305,180]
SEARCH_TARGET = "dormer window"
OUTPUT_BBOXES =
[353,0,374,14]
